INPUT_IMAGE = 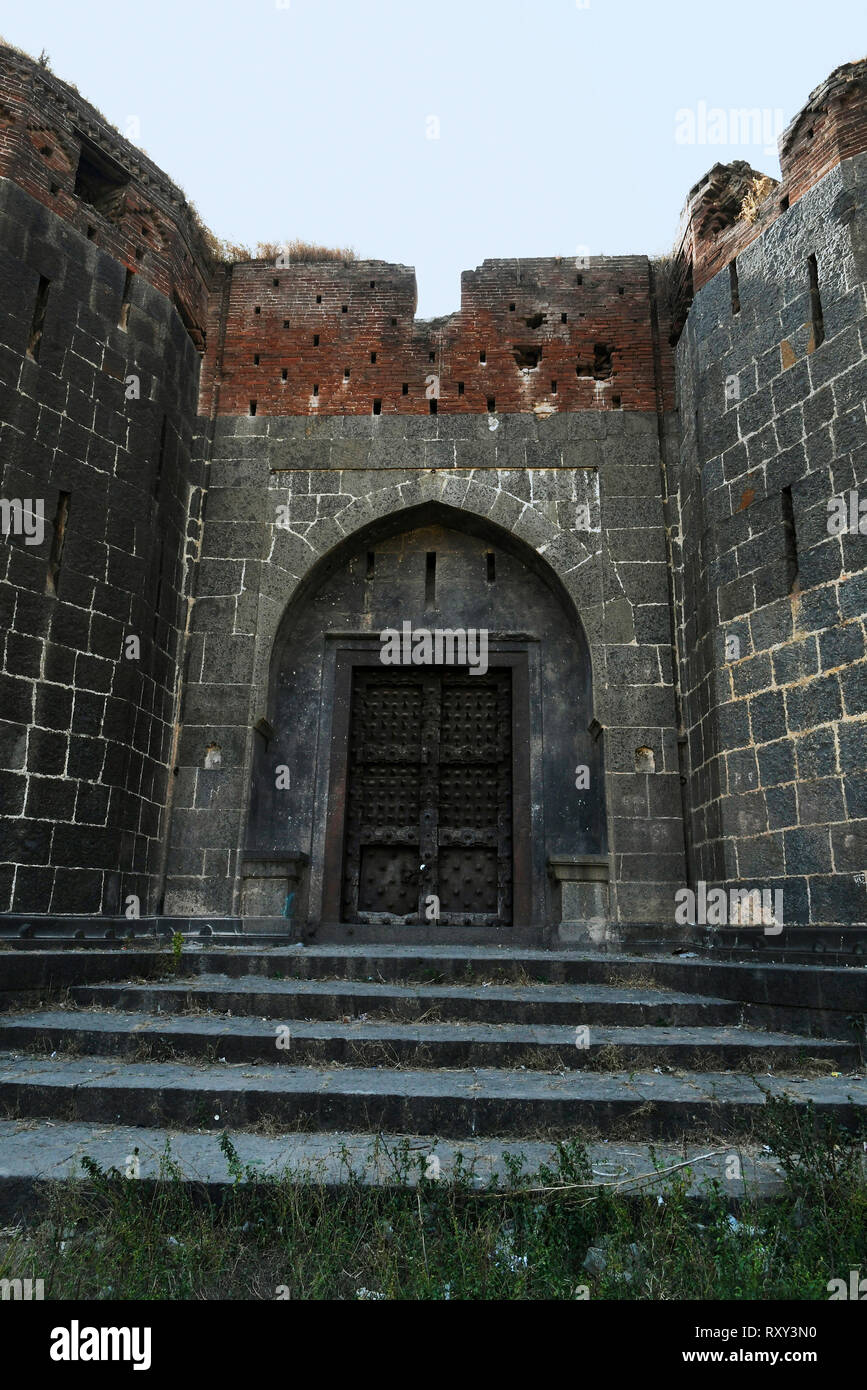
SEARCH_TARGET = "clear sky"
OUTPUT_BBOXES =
[1,0,863,316]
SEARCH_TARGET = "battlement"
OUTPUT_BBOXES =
[671,58,867,336]
[202,253,674,417]
[0,42,213,348]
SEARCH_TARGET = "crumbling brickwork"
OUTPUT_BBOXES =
[201,255,675,418]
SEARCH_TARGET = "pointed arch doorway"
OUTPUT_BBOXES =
[246,503,605,944]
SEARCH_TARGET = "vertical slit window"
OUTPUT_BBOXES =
[729,259,740,315]
[782,485,799,593]
[119,268,134,330]
[27,275,51,361]
[425,551,436,607]
[807,254,825,348]
[45,491,70,595]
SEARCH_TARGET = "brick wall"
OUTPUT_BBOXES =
[672,61,867,321]
[0,44,212,349]
[201,255,676,418]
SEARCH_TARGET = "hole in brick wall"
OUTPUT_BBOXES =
[282,368,288,381]
[253,353,260,365]
[249,399,257,415]
[551,380,557,394]
[370,280,376,288]
[479,350,486,364]
[86,225,96,240]
[780,195,789,211]
[634,747,655,773]
[73,136,129,217]
[487,396,496,412]
[118,268,134,331]
[429,351,436,361]
[273,278,279,287]
[342,305,348,313]
[612,395,621,408]
[425,551,437,606]
[366,551,375,579]
[561,312,567,323]
[592,343,613,378]
[458,382,464,395]
[781,484,800,594]
[513,345,542,368]
[402,382,408,394]
[313,335,319,346]
[429,398,438,414]
[372,398,381,414]
[618,286,624,295]
[313,384,319,396]
[371,352,377,363]
[39,144,53,157]
[45,491,70,596]
[344,367,350,379]
[283,319,290,328]
[509,303,515,311]
[807,126,814,139]
[391,317,397,325]
[524,312,546,329]
[50,182,59,194]
[807,253,825,348]
[486,552,495,583]
[27,275,51,361]
[316,295,322,304]
[254,305,261,314]
[729,259,740,315]
[576,274,583,285]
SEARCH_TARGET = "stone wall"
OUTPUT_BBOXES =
[0,178,203,914]
[162,410,687,927]
[671,152,867,927]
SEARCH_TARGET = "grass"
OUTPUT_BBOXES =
[0,1098,863,1300]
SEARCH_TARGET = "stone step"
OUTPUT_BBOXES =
[0,1118,790,1214]
[1,1053,864,1139]
[67,974,743,1026]
[0,1009,856,1070]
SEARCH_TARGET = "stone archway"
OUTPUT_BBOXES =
[244,502,606,942]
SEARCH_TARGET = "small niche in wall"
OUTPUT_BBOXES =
[204,744,222,770]
[635,747,655,773]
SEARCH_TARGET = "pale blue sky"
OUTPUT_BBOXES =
[1,0,863,316]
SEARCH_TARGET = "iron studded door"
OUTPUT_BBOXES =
[341,667,512,926]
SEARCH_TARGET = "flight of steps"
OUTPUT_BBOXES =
[0,943,864,1204]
